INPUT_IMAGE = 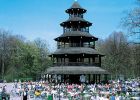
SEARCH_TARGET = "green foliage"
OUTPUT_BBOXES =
[97,32,140,79]
[0,30,52,82]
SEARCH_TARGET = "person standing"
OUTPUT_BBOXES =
[22,88,28,100]
[0,87,2,93]
[23,91,27,100]
[110,93,115,100]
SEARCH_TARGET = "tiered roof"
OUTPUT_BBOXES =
[55,31,98,41]
[47,66,109,74]
[52,47,104,55]
[65,1,87,14]
[46,1,109,75]
[60,17,92,27]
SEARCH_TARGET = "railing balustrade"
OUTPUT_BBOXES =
[57,44,95,49]
[63,28,89,33]
[53,62,100,66]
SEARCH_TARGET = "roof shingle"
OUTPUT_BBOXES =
[46,66,109,74]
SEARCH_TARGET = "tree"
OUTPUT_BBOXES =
[121,0,140,43]
[97,32,132,79]
[129,43,140,77]
[120,0,140,78]
[34,38,52,79]
[0,29,52,81]
[0,30,13,80]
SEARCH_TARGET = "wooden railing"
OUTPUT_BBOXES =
[57,44,95,49]
[53,62,100,67]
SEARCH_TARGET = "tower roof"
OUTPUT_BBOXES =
[66,1,86,14]
[71,1,82,9]
[60,17,92,27]
[46,66,109,74]
[54,31,98,42]
[52,47,103,55]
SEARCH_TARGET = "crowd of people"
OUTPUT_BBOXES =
[0,78,139,100]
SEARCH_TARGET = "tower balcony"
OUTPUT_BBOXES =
[53,62,100,67]
[57,43,95,49]
[63,27,89,33]
[69,14,83,18]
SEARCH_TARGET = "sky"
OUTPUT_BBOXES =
[0,0,136,51]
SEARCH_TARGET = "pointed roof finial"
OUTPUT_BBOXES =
[65,0,87,14]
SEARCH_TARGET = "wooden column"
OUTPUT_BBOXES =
[92,57,95,63]
[89,58,90,64]
[89,74,91,84]
[88,42,90,47]
[104,74,108,82]
[64,57,65,65]
[56,58,58,63]
[95,74,96,83]
[61,58,62,63]
[99,55,101,67]
[93,74,95,83]
[94,74,96,83]
[64,75,66,83]
[68,75,70,83]
[99,74,101,83]
[80,39,81,47]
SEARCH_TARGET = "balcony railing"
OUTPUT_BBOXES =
[64,28,89,33]
[53,62,100,67]
[69,14,83,18]
[57,44,95,49]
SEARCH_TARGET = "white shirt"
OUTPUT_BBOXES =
[96,95,100,100]
[80,75,85,82]
[115,96,120,100]
[0,88,2,92]
[28,85,31,90]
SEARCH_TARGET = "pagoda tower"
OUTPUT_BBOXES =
[46,1,109,84]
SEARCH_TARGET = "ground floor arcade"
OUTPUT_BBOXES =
[45,66,109,84]
[44,74,108,84]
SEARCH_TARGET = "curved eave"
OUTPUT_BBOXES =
[60,22,92,27]
[54,36,98,42]
[46,66,109,75]
[54,31,98,42]
[60,17,92,27]
[65,8,87,14]
[50,47,104,55]
[48,53,104,57]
